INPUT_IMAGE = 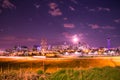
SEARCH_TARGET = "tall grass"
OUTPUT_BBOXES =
[0,58,120,79]
[0,58,118,72]
[0,66,120,80]
[50,66,120,80]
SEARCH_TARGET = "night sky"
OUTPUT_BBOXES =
[0,0,120,49]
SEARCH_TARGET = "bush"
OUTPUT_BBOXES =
[37,70,44,75]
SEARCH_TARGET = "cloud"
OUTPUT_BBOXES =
[26,38,36,42]
[2,0,16,9]
[69,6,75,11]
[64,23,75,29]
[34,4,40,9]
[114,19,120,23]
[19,37,37,43]
[48,2,62,16]
[49,2,58,9]
[102,26,115,30]
[1,36,16,41]
[97,7,111,12]
[63,17,68,20]
[49,8,62,16]
[0,36,37,43]
[0,36,17,44]
[62,32,73,38]
[0,0,16,14]
[0,36,38,48]
[71,0,78,4]
[88,24,100,29]
[88,24,115,30]
[87,7,111,12]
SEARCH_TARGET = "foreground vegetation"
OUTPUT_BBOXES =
[0,57,119,72]
[0,57,120,79]
[0,66,120,80]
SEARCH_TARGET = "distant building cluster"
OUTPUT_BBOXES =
[0,41,120,57]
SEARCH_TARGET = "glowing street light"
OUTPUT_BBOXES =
[72,35,79,44]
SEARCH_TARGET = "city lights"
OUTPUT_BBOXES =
[72,35,79,44]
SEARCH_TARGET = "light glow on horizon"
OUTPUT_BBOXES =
[72,35,79,44]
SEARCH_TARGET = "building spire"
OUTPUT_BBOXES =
[107,37,111,50]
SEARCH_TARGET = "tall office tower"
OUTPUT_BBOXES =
[41,38,47,52]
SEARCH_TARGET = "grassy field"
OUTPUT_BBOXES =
[0,66,120,80]
[0,56,120,80]
[0,56,120,72]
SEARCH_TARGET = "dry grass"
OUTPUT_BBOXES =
[0,57,120,80]
[0,56,120,73]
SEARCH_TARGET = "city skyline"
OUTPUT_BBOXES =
[0,0,120,49]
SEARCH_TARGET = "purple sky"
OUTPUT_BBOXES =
[0,0,120,49]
